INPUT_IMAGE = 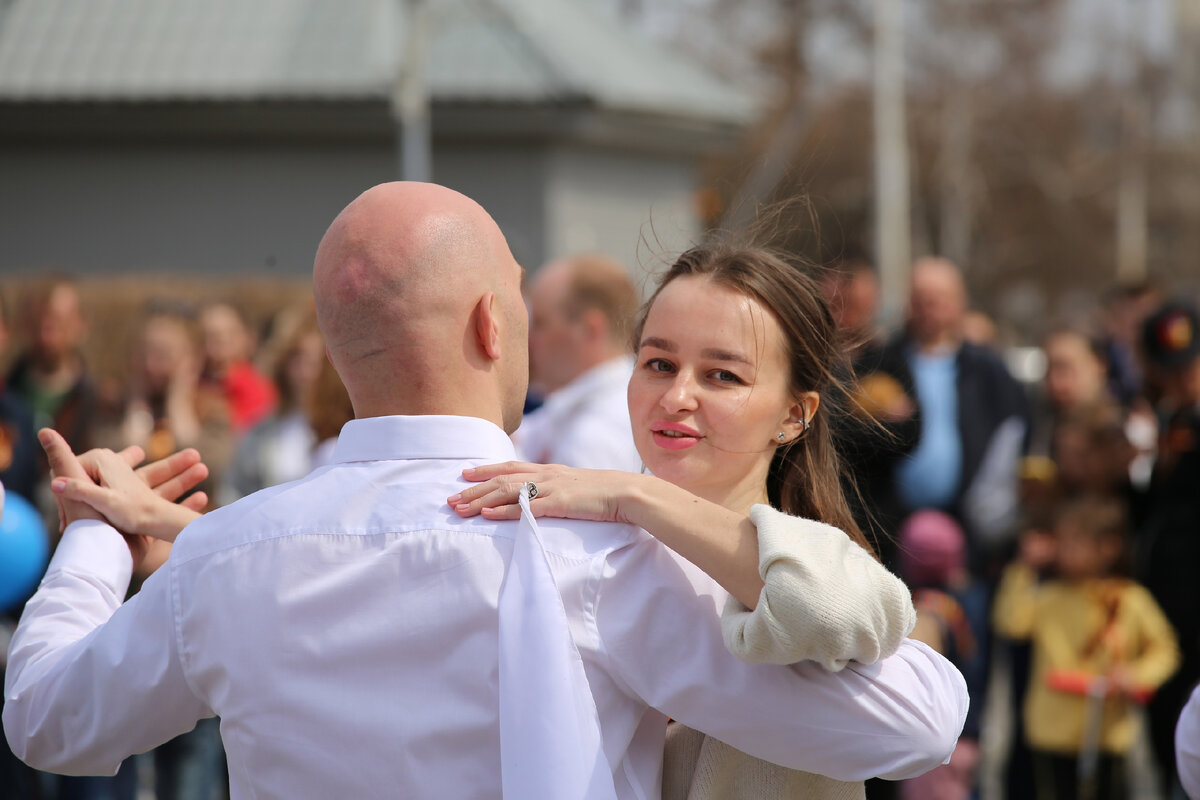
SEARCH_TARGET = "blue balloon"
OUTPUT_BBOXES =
[0,490,50,612]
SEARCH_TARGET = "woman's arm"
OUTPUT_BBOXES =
[720,504,915,669]
[453,464,764,605]
[452,462,916,669]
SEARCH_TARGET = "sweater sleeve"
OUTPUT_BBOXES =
[720,504,917,671]
[1126,584,1181,692]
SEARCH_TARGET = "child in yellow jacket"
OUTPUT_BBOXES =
[993,494,1179,800]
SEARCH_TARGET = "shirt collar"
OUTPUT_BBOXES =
[332,415,517,463]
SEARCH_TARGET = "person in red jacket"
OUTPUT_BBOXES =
[199,302,276,434]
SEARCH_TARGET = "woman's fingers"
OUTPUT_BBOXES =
[136,448,204,492]
[479,504,524,521]
[449,464,628,524]
[450,474,533,504]
[461,461,542,481]
[449,477,533,517]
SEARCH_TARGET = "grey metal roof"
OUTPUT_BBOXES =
[0,0,755,125]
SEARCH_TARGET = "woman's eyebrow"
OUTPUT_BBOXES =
[702,348,753,366]
[639,336,675,352]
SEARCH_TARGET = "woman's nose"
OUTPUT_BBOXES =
[659,372,699,413]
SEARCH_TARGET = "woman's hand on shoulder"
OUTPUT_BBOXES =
[447,461,647,525]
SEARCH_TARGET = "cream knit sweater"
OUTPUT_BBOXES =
[663,504,917,800]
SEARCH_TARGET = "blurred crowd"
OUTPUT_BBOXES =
[0,276,350,800]
[817,259,1197,800]
[1,255,1198,800]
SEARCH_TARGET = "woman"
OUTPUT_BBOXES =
[451,241,931,798]
[224,308,325,503]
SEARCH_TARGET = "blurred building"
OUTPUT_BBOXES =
[0,0,753,278]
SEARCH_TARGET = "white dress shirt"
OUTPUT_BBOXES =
[1178,684,1200,799]
[4,415,967,800]
[515,355,642,472]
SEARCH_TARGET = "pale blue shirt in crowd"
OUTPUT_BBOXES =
[897,349,964,510]
[4,415,968,799]
[514,355,642,472]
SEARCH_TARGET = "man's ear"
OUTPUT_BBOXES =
[580,308,607,344]
[476,291,502,360]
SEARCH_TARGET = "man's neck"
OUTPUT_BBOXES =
[350,394,507,433]
[914,332,961,356]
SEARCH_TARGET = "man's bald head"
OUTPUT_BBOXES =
[908,257,968,350]
[313,182,528,431]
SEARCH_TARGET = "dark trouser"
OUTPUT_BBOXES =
[1031,750,1127,800]
[1147,666,1197,796]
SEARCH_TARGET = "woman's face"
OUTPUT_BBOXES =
[627,275,809,513]
[285,331,326,399]
[140,317,193,393]
[1044,333,1104,412]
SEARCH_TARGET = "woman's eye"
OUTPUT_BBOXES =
[712,370,744,384]
[645,358,674,373]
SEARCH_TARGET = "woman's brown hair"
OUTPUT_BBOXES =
[632,240,876,557]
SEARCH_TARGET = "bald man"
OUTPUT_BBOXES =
[515,253,641,472]
[886,258,1029,565]
[5,184,967,799]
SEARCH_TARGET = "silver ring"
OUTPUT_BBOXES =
[525,482,538,500]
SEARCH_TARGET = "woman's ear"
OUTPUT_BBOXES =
[777,391,820,444]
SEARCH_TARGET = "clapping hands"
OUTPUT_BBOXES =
[39,428,209,570]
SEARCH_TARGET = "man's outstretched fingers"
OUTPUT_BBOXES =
[51,476,111,509]
[150,463,210,503]
[38,429,90,481]
[136,449,203,490]
[180,492,209,513]
[117,445,147,469]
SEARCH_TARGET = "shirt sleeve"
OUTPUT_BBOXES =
[594,536,968,782]
[720,504,917,670]
[3,520,209,776]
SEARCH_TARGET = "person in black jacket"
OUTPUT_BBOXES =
[886,257,1030,578]
[6,276,98,491]
[884,257,1032,800]
[821,258,919,571]
[1135,300,1200,797]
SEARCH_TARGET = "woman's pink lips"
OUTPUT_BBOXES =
[652,431,700,450]
[650,423,702,450]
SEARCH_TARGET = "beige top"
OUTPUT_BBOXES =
[664,725,866,800]
[665,504,915,800]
